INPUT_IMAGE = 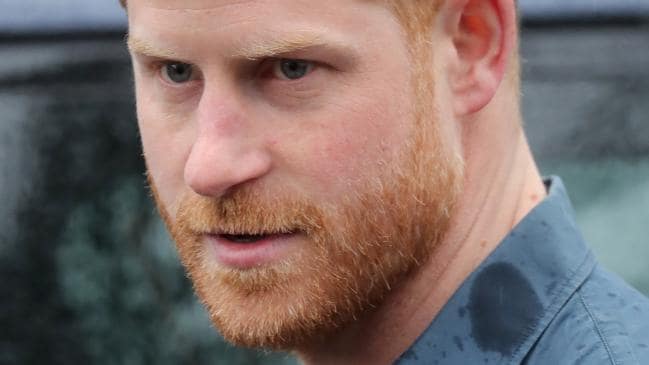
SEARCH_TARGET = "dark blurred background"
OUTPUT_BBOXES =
[1,1,647,364]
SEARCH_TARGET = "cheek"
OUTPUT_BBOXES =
[137,91,195,216]
[282,90,413,195]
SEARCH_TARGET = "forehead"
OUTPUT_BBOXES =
[127,0,405,59]
[128,0,393,14]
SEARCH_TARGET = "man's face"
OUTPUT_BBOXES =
[129,0,462,350]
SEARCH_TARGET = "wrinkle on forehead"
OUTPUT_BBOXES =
[136,0,256,11]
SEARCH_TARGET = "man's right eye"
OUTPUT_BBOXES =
[161,62,195,84]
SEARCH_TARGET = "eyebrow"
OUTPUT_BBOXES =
[127,35,181,60]
[231,33,331,60]
[127,32,357,62]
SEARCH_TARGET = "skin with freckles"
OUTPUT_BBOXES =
[126,0,547,364]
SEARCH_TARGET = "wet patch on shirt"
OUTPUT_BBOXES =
[453,336,464,351]
[458,307,467,318]
[468,262,543,356]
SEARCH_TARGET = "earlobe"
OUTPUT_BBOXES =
[444,0,516,116]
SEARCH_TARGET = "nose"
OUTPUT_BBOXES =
[184,95,272,198]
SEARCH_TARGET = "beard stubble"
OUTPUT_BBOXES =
[149,61,463,351]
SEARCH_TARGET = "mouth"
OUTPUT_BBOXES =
[213,231,297,244]
[220,233,273,244]
[205,231,300,268]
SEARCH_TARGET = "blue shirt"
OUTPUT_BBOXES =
[396,177,649,365]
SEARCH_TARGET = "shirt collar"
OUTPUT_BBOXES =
[396,176,597,364]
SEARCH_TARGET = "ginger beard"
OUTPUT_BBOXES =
[147,48,463,351]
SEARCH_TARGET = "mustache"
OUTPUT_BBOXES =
[175,187,325,236]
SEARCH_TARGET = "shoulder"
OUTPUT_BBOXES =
[524,264,649,365]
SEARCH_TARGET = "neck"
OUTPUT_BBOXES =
[296,99,547,365]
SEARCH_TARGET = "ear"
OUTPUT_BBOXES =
[440,0,517,116]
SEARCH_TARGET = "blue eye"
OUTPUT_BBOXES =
[274,59,314,80]
[162,62,194,83]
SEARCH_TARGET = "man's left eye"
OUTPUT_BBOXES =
[273,59,314,81]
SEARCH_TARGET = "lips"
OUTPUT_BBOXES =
[205,231,300,268]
